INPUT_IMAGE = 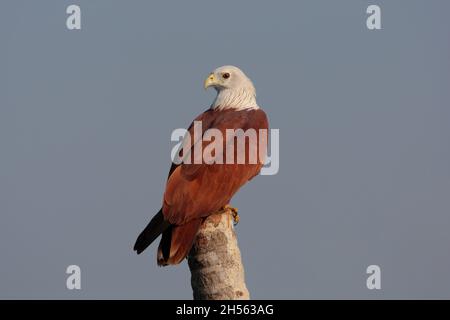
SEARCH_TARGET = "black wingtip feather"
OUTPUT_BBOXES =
[133,209,170,255]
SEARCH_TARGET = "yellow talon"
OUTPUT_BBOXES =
[232,212,239,225]
[223,204,239,225]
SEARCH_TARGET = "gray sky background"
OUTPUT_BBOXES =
[1,0,450,299]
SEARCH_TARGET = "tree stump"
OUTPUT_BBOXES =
[187,208,250,300]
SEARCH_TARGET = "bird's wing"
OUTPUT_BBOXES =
[167,109,216,180]
[162,109,268,225]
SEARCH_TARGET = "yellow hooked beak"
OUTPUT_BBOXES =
[204,73,217,90]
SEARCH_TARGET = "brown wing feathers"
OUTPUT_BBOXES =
[133,108,268,265]
[157,218,203,266]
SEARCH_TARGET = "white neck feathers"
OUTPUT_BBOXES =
[211,88,259,111]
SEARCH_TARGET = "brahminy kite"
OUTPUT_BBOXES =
[134,65,268,265]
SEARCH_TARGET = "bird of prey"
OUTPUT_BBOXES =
[133,65,268,266]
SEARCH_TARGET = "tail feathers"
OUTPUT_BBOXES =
[134,209,170,254]
[157,218,203,266]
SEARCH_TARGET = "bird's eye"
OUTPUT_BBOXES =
[222,72,230,79]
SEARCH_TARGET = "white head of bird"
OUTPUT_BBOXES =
[204,65,259,111]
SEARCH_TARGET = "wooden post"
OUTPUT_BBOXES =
[187,209,250,300]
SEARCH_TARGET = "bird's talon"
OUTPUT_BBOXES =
[232,212,240,225]
[222,204,239,225]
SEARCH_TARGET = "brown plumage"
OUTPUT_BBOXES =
[134,65,268,266]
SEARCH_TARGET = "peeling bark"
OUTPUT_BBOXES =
[187,209,250,300]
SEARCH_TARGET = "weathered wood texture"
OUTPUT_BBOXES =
[188,209,250,300]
